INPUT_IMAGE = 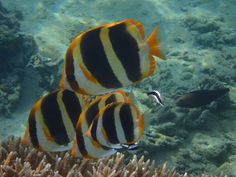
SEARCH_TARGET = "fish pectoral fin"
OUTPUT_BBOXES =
[22,125,29,145]
[85,129,92,138]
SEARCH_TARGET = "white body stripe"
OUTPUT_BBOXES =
[114,104,127,143]
[96,114,109,147]
[35,109,71,152]
[130,105,139,141]
[57,91,75,141]
[75,114,116,158]
[126,23,150,78]
[100,28,132,86]
[72,40,112,95]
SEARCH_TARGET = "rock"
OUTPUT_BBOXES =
[191,133,230,164]
[0,3,37,117]
[215,155,236,176]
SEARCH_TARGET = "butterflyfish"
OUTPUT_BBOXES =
[22,89,85,152]
[71,90,129,158]
[176,88,230,108]
[85,102,144,150]
[60,19,163,95]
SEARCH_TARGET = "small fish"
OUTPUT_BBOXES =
[146,90,164,106]
[176,88,230,108]
[71,90,129,159]
[60,19,163,95]
[85,102,144,150]
[22,89,85,152]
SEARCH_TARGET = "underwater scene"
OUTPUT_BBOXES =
[0,0,236,176]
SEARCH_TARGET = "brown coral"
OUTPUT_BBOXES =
[0,136,228,177]
[0,136,189,177]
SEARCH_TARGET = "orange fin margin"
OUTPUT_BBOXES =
[115,90,128,102]
[146,27,163,59]
[127,19,145,39]
[147,55,156,77]
[138,114,144,140]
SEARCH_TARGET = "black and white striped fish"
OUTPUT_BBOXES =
[71,90,129,158]
[60,19,163,95]
[85,102,144,150]
[22,89,85,152]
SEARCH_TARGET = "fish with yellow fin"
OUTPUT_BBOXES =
[60,19,163,95]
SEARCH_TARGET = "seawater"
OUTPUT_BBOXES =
[0,0,236,176]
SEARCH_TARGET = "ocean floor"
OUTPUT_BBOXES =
[1,0,236,176]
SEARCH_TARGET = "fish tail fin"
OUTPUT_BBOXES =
[146,55,156,77]
[22,124,29,145]
[146,27,163,59]
[138,114,144,140]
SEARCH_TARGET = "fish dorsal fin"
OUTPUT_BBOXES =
[127,19,145,39]
[99,102,116,115]
[114,90,128,102]
[85,113,99,139]
[146,27,163,59]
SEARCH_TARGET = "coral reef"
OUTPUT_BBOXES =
[182,15,236,49]
[0,2,37,117]
[26,53,62,92]
[134,5,236,175]
[0,136,189,177]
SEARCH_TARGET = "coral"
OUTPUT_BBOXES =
[181,15,236,49]
[0,136,188,177]
[0,75,21,117]
[174,133,234,175]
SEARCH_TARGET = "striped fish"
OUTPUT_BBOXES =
[86,102,144,150]
[71,90,129,158]
[60,19,163,95]
[22,89,85,152]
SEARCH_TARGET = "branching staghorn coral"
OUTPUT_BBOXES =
[0,136,225,177]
